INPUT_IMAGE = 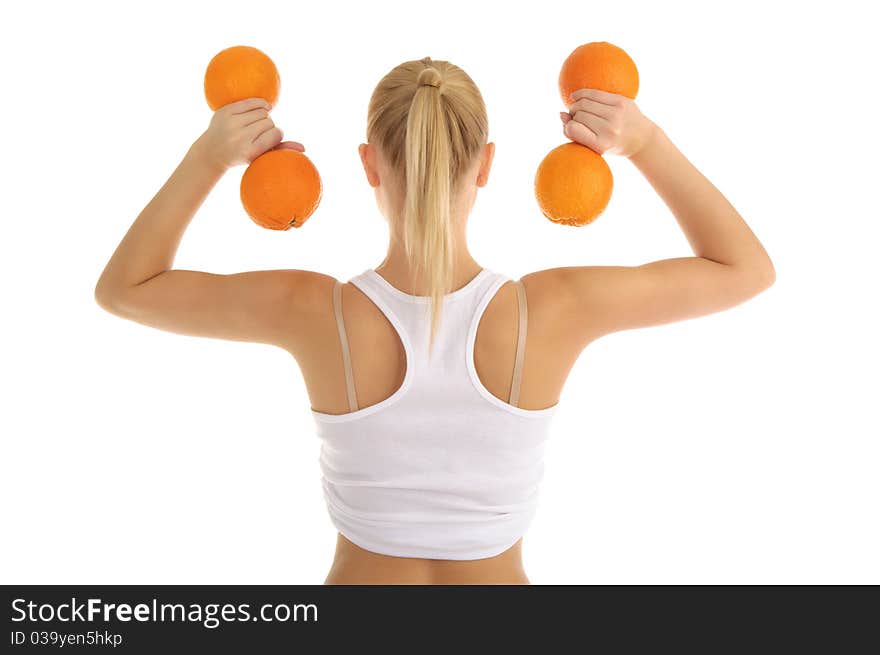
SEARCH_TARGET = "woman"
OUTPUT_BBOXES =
[95,56,775,584]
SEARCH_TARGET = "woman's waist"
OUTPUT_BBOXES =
[325,533,529,585]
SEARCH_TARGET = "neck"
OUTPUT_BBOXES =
[375,220,481,295]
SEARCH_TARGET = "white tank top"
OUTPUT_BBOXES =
[311,267,560,560]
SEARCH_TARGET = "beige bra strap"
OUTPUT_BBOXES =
[509,279,528,407]
[332,280,359,412]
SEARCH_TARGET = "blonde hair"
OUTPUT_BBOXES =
[366,56,489,357]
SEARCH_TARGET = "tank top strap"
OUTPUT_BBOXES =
[347,267,419,360]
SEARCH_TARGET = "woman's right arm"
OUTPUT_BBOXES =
[526,88,775,352]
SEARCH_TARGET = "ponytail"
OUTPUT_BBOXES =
[366,56,489,358]
[404,64,454,357]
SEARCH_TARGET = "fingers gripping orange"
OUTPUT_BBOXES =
[535,41,638,226]
[203,45,322,230]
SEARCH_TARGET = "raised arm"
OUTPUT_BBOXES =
[526,88,775,354]
[93,98,326,351]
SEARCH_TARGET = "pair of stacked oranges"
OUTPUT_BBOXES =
[535,42,639,226]
[204,46,322,230]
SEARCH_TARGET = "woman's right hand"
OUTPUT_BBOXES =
[560,88,657,158]
[195,97,304,172]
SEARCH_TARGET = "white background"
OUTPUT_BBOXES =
[1,0,877,584]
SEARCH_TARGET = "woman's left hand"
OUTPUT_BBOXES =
[561,88,656,158]
[194,97,305,172]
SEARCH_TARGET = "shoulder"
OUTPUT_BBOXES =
[281,269,339,313]
[261,269,340,356]
[516,267,599,360]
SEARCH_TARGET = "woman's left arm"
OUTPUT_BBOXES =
[94,97,331,350]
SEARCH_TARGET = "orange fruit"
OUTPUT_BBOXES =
[204,45,280,110]
[534,142,613,226]
[558,41,639,106]
[240,149,322,230]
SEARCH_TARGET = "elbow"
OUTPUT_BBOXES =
[739,256,776,296]
[757,256,776,291]
[94,279,130,315]
[94,282,117,314]
[763,261,776,289]
[725,256,775,299]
